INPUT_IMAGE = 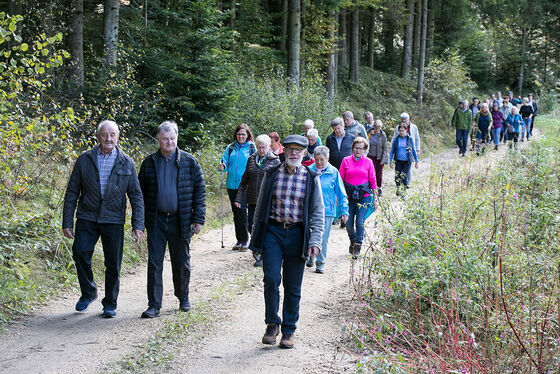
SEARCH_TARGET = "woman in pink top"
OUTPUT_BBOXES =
[339,137,379,258]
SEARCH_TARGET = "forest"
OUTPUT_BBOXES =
[1,0,560,372]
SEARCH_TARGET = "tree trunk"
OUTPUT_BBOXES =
[517,23,527,93]
[367,7,375,69]
[382,1,395,69]
[426,0,435,60]
[338,9,347,67]
[412,0,421,69]
[279,0,288,52]
[103,0,120,66]
[416,0,428,103]
[326,8,336,108]
[349,7,359,82]
[67,0,84,89]
[287,0,301,86]
[401,0,414,77]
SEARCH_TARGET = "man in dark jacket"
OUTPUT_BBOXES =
[326,117,355,170]
[250,135,324,349]
[138,121,206,318]
[63,120,144,318]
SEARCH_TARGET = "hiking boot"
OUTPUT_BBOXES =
[315,265,324,274]
[262,323,279,345]
[377,188,383,197]
[306,258,314,267]
[279,334,295,349]
[232,242,241,250]
[75,295,97,312]
[340,220,346,229]
[494,145,498,151]
[352,243,362,259]
[141,306,160,318]
[348,240,355,255]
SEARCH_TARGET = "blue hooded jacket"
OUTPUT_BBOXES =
[309,163,348,218]
[220,141,256,189]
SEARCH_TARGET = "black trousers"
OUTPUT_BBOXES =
[227,188,249,243]
[146,213,191,309]
[72,219,124,309]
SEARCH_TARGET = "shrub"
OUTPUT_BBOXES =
[352,130,560,372]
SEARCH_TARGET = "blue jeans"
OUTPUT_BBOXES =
[456,129,469,154]
[262,224,306,335]
[315,216,334,268]
[147,213,191,308]
[491,127,501,145]
[72,219,124,309]
[522,118,532,139]
[346,196,369,244]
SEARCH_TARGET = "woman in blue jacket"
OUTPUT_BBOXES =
[219,123,256,250]
[308,146,348,273]
[389,124,419,197]
[505,106,523,150]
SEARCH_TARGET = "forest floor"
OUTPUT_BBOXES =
[0,132,535,374]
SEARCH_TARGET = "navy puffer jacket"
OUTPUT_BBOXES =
[139,149,206,240]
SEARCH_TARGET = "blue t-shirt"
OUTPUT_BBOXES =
[396,137,408,161]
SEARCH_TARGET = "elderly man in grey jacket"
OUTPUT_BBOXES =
[250,135,324,349]
[63,120,144,318]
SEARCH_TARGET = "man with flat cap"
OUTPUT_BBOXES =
[249,135,324,349]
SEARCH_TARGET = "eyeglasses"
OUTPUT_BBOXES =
[354,147,366,151]
[285,147,305,154]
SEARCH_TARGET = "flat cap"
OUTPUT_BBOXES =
[282,134,309,148]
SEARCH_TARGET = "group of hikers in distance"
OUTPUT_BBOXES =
[61,108,422,350]
[452,90,538,156]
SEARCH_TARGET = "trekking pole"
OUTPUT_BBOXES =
[220,168,225,248]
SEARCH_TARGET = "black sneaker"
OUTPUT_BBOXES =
[141,306,160,318]
[179,300,191,312]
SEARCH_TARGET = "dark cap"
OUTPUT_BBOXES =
[282,135,309,148]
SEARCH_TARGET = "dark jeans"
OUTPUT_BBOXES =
[72,219,124,309]
[456,129,469,155]
[368,155,384,188]
[395,160,412,195]
[346,196,369,244]
[248,204,256,234]
[147,213,191,309]
[227,188,248,243]
[262,224,305,335]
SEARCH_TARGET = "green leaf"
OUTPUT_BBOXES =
[20,43,28,52]
[41,48,49,56]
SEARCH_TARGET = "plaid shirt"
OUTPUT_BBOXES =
[97,147,118,196]
[269,164,308,223]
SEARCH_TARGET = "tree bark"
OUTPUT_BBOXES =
[349,7,359,82]
[338,9,348,67]
[279,0,288,52]
[103,0,120,66]
[426,0,435,60]
[412,0,421,69]
[67,0,84,89]
[401,0,414,77]
[517,23,527,93]
[416,0,428,103]
[382,1,395,69]
[367,7,375,69]
[287,0,301,86]
[326,8,336,108]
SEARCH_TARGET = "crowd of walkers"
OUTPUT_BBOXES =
[62,109,423,349]
[453,91,538,155]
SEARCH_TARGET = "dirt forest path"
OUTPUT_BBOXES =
[0,133,535,374]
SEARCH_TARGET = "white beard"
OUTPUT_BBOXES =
[286,158,302,169]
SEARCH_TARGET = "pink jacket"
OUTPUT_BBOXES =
[339,155,377,195]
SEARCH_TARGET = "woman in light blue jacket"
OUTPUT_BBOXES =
[219,123,256,250]
[308,146,349,273]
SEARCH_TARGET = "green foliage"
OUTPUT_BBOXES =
[424,50,477,103]
[353,117,560,371]
[0,13,74,200]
